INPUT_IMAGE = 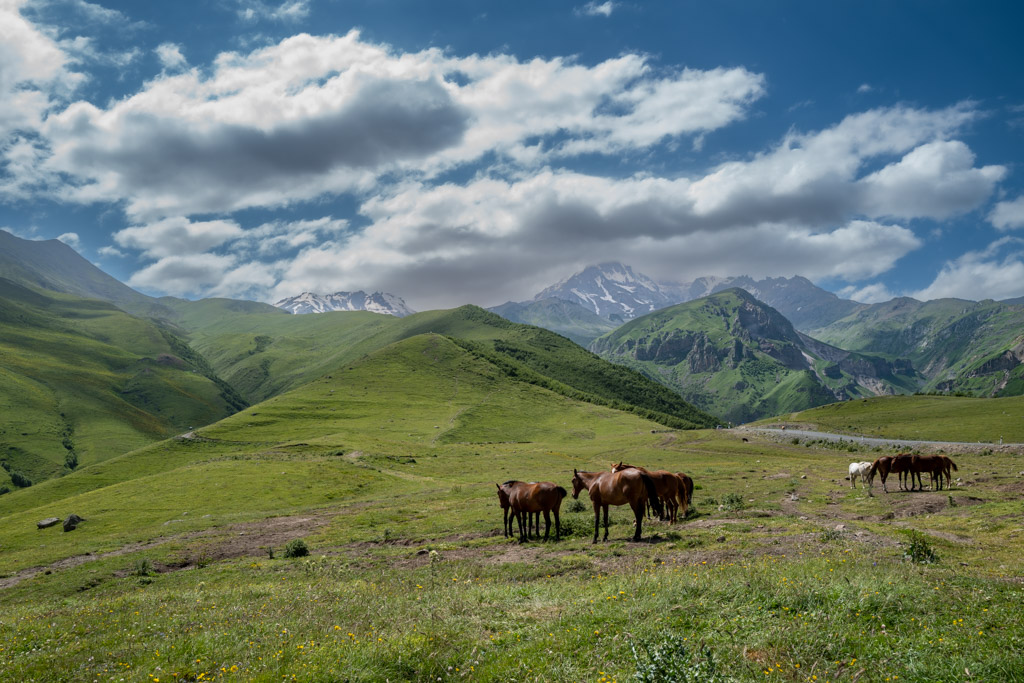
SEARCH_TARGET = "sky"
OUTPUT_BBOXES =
[2,0,1024,311]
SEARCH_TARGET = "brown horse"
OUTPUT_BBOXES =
[675,472,694,519]
[869,453,915,493]
[610,463,682,522]
[501,481,567,542]
[909,454,956,491]
[571,468,662,543]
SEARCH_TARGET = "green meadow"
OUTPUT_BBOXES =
[2,335,1023,681]
[759,393,1024,443]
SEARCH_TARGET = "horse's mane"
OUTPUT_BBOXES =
[500,480,520,486]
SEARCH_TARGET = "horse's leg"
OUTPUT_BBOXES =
[517,510,528,543]
[503,508,510,538]
[543,510,551,541]
[592,501,600,544]
[553,509,561,542]
[603,505,610,542]
[632,502,644,542]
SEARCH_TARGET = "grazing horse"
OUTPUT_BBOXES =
[869,453,916,493]
[941,455,959,488]
[675,472,694,519]
[571,468,662,543]
[500,481,567,542]
[610,462,682,522]
[909,454,950,491]
[848,461,873,489]
[496,482,515,538]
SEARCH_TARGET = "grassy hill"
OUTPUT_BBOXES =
[169,302,716,429]
[809,297,1024,396]
[0,278,244,488]
[755,393,1024,443]
[1,333,1022,680]
[591,289,919,423]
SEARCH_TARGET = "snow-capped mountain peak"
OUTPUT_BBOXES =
[273,291,415,317]
[533,262,674,319]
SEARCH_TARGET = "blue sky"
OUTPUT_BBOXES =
[2,0,1024,310]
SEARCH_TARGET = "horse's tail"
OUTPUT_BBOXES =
[949,459,958,471]
[555,486,568,499]
[640,473,663,519]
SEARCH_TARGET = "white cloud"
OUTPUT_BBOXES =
[236,0,310,23]
[912,237,1024,301]
[576,2,615,17]
[839,282,895,304]
[989,196,1024,230]
[41,30,765,218]
[155,42,186,70]
[56,231,80,247]
[114,217,244,258]
[97,244,125,257]
[859,140,1006,219]
[127,253,239,297]
[857,83,873,94]
[265,171,923,308]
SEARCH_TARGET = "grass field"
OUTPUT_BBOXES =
[2,335,1023,681]
[756,394,1024,443]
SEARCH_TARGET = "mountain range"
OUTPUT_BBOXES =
[273,291,414,317]
[2,229,1024,485]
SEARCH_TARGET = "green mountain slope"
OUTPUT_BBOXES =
[591,289,919,423]
[0,230,170,317]
[0,278,244,488]
[171,303,716,429]
[755,393,1024,443]
[489,297,619,345]
[809,298,1024,396]
[0,333,662,535]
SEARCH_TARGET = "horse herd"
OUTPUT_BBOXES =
[849,453,959,493]
[497,453,961,544]
[496,462,693,544]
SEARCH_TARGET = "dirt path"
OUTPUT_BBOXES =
[0,512,336,591]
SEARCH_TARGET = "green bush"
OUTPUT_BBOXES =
[631,635,727,682]
[10,471,32,488]
[904,530,938,564]
[283,539,310,558]
[566,498,587,514]
[720,492,744,511]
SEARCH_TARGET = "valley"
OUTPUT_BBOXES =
[1,233,1023,680]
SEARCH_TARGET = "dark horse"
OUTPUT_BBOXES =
[870,454,959,492]
[571,468,662,543]
[610,462,684,522]
[498,481,567,541]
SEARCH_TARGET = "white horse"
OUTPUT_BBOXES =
[848,461,873,489]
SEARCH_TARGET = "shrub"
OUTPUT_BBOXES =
[0,485,9,495]
[284,539,310,558]
[65,451,78,470]
[720,493,744,512]
[10,471,32,488]
[904,530,938,564]
[631,635,726,683]
[131,558,153,577]
[567,499,587,514]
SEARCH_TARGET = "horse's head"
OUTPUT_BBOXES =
[571,469,586,499]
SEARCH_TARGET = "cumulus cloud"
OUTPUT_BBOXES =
[859,140,1005,219]
[912,238,1024,302]
[264,170,923,308]
[97,244,125,258]
[128,253,239,298]
[155,42,186,70]
[576,2,615,17]
[237,1,311,23]
[41,30,765,218]
[114,217,243,258]
[56,231,80,247]
[989,196,1024,230]
[839,282,896,304]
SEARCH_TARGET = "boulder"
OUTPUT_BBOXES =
[37,517,61,529]
[63,514,85,532]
